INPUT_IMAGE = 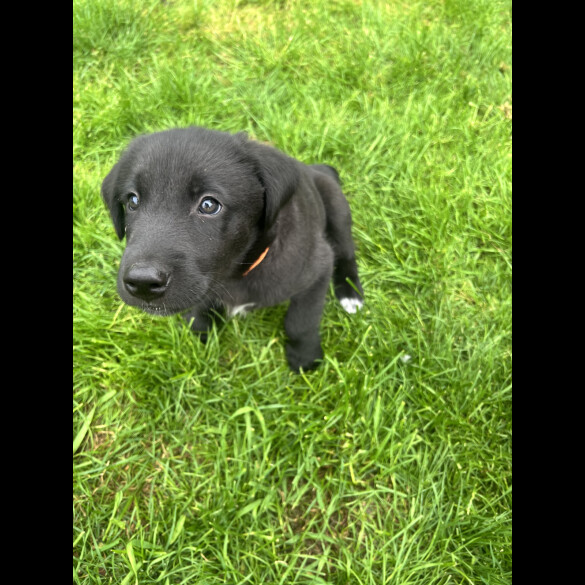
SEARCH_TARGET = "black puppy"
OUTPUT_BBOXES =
[101,127,364,371]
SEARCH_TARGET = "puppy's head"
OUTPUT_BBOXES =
[101,127,299,315]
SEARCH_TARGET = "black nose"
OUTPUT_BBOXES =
[123,263,170,301]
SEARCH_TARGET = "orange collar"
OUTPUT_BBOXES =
[242,247,270,277]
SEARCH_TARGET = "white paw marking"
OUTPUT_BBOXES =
[228,303,255,318]
[340,297,364,314]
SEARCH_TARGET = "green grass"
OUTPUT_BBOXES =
[73,0,512,583]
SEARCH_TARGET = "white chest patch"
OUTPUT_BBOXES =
[227,303,256,318]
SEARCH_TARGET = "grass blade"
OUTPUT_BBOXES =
[73,405,96,455]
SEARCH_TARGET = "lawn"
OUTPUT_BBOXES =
[73,0,512,583]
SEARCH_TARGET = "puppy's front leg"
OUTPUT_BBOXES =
[182,306,218,343]
[284,272,331,372]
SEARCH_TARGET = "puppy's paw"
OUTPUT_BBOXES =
[334,278,364,314]
[285,342,323,373]
[183,319,210,343]
[339,297,364,314]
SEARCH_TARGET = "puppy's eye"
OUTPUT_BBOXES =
[126,193,140,211]
[198,196,222,215]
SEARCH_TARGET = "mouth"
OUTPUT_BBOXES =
[140,303,181,317]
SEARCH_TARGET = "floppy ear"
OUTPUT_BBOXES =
[101,162,125,240]
[246,140,300,229]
